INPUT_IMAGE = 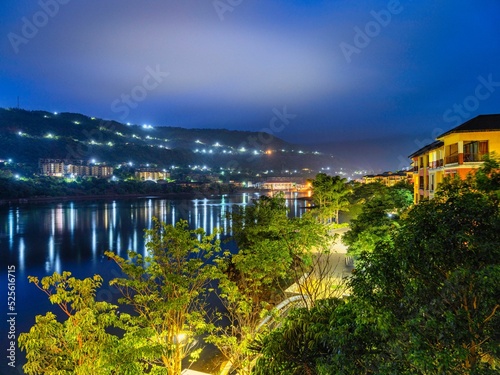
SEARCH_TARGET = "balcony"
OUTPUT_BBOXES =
[463,153,485,163]
[429,159,444,169]
[445,155,459,164]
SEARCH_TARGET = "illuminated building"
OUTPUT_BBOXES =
[409,114,500,203]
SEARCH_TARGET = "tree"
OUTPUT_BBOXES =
[350,178,500,373]
[343,182,413,257]
[18,272,141,375]
[347,181,387,220]
[106,218,221,374]
[311,174,351,224]
[254,168,500,374]
[253,297,388,375]
[208,194,333,374]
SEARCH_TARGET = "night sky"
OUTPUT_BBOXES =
[1,0,500,170]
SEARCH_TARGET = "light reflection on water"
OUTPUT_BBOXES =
[0,192,310,374]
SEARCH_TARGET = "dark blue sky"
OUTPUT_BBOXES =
[1,0,499,170]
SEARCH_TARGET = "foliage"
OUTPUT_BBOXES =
[18,272,141,375]
[253,298,387,375]
[351,178,500,374]
[343,182,413,256]
[254,168,500,374]
[208,194,332,374]
[311,173,352,224]
[20,218,222,374]
[106,218,221,374]
[0,107,327,175]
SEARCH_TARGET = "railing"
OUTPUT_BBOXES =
[429,159,444,169]
[463,153,484,162]
[445,155,459,164]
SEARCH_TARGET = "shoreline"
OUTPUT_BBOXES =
[0,192,232,206]
[0,189,311,206]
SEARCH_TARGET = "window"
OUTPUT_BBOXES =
[464,141,488,162]
[445,143,459,164]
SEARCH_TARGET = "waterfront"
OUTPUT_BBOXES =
[0,192,310,374]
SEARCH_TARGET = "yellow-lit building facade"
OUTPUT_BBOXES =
[135,168,170,182]
[362,171,411,186]
[409,115,500,203]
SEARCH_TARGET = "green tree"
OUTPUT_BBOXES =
[106,218,221,374]
[18,272,141,375]
[311,174,351,224]
[254,168,500,374]
[343,182,412,257]
[208,194,332,374]
[347,181,387,220]
[253,298,386,375]
[351,180,500,373]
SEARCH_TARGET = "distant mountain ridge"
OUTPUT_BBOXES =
[0,108,333,174]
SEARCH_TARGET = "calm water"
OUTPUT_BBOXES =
[0,193,310,374]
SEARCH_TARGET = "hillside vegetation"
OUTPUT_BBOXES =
[0,108,331,172]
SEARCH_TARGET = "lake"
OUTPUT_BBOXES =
[0,192,311,374]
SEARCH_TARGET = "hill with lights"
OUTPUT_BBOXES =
[0,108,341,176]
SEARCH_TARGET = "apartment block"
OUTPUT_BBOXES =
[39,159,113,178]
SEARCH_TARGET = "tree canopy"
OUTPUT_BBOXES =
[311,173,352,224]
[255,163,500,374]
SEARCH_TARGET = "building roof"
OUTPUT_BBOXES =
[437,114,500,138]
[408,140,444,159]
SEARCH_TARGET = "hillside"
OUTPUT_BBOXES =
[0,108,336,175]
